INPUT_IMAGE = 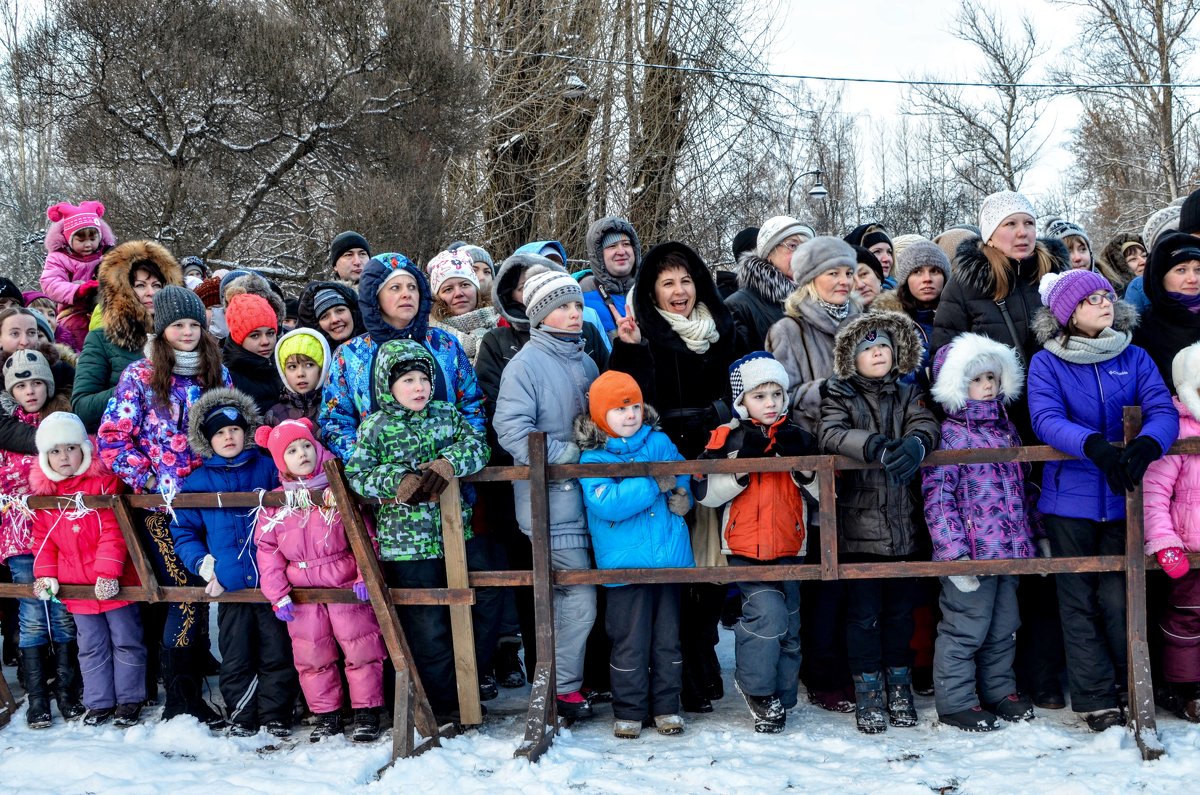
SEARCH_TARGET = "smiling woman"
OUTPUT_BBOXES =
[427,249,500,363]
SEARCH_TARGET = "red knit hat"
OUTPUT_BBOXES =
[254,418,323,478]
[588,370,643,438]
[194,276,222,309]
[226,293,278,345]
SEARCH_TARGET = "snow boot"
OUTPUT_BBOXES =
[735,680,785,733]
[853,672,887,734]
[987,693,1035,722]
[265,720,292,738]
[20,647,52,729]
[52,641,85,721]
[494,637,525,689]
[309,711,344,742]
[939,706,998,732]
[351,708,380,743]
[1083,708,1124,732]
[654,713,685,735]
[556,690,594,720]
[479,673,499,702]
[162,646,225,729]
[83,706,116,726]
[113,702,143,728]
[885,667,918,727]
[613,718,642,739]
[807,686,855,713]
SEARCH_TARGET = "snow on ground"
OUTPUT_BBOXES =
[1,629,1196,794]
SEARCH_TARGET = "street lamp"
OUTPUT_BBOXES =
[787,169,828,214]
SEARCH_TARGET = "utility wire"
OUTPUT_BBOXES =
[468,46,1200,91]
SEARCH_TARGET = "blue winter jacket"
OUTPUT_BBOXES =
[1028,342,1178,522]
[170,449,280,592]
[577,419,694,584]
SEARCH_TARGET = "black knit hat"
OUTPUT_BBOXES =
[329,230,370,271]
[1181,188,1200,235]
[0,278,24,305]
[200,403,250,442]
[844,223,892,252]
[852,245,885,283]
[153,285,206,335]
[731,227,759,261]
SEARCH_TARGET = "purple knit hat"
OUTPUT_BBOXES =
[1038,269,1114,326]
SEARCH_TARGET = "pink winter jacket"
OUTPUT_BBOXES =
[40,215,116,307]
[1144,396,1200,555]
[0,407,39,563]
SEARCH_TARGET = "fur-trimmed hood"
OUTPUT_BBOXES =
[98,240,183,351]
[953,235,1069,297]
[1098,233,1140,290]
[629,241,735,352]
[1172,341,1200,422]
[492,252,564,330]
[930,332,1025,413]
[1031,299,1139,344]
[585,216,641,295]
[186,387,263,459]
[832,310,923,380]
[869,289,903,314]
[573,405,662,451]
[31,446,117,493]
[736,252,795,305]
[222,271,285,325]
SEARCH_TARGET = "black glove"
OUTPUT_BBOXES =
[863,434,890,463]
[820,377,857,399]
[738,427,772,459]
[1119,436,1162,486]
[881,436,925,484]
[1083,433,1134,495]
[772,424,814,457]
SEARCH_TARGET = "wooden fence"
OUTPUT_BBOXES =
[0,406,1190,768]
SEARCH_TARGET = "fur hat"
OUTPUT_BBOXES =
[1142,205,1182,251]
[4,349,54,397]
[729,352,790,420]
[1038,269,1114,326]
[893,240,951,286]
[226,293,278,346]
[588,371,644,438]
[832,311,923,380]
[255,418,321,478]
[757,216,816,258]
[153,285,206,336]
[186,387,262,459]
[35,412,92,482]
[524,267,584,329]
[427,249,480,295]
[931,333,1024,413]
[1172,341,1200,421]
[791,236,856,288]
[934,227,977,265]
[979,191,1036,244]
[47,200,104,239]
[329,230,370,272]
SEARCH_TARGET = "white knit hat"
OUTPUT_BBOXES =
[729,352,791,419]
[979,190,1037,245]
[426,249,480,295]
[35,411,92,482]
[756,216,817,258]
[523,267,584,328]
[1142,205,1182,251]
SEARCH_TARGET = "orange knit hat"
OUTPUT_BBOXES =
[227,293,278,346]
[588,370,643,438]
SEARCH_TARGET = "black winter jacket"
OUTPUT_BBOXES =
[726,253,794,352]
[222,336,283,416]
[1132,231,1200,390]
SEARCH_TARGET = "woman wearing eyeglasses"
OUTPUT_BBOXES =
[727,216,816,352]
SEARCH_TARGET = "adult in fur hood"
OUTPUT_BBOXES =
[71,241,182,432]
[728,216,816,351]
[581,216,642,337]
[1097,233,1142,294]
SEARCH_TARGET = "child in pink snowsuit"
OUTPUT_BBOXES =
[40,201,116,353]
[253,418,386,743]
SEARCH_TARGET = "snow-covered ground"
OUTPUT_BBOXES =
[1,629,1195,794]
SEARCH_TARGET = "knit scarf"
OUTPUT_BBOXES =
[173,349,202,376]
[654,301,720,354]
[1044,327,1131,364]
[817,297,851,322]
[1168,291,1200,314]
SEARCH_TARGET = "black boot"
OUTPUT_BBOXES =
[309,711,344,742]
[162,646,225,729]
[351,707,380,743]
[885,667,918,728]
[52,642,85,721]
[853,672,887,734]
[735,681,784,733]
[20,647,52,729]
[493,637,525,689]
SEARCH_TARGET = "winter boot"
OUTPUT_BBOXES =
[351,708,380,743]
[52,641,85,721]
[555,690,594,720]
[735,680,785,733]
[939,706,998,732]
[309,711,344,742]
[83,706,116,726]
[987,693,1035,722]
[20,646,52,729]
[163,646,225,729]
[494,637,526,689]
[1083,708,1125,732]
[852,672,888,734]
[113,702,143,728]
[613,718,642,739]
[884,667,918,728]
[654,713,685,735]
[479,674,499,702]
[807,687,855,713]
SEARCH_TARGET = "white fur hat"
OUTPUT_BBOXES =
[930,333,1024,414]
[35,411,92,482]
[1172,342,1200,421]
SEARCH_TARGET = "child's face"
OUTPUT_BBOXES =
[391,370,431,411]
[1,315,38,354]
[1065,236,1092,270]
[605,403,644,438]
[68,227,101,257]
[1071,290,1116,338]
[284,357,321,393]
[163,319,202,352]
[11,379,48,413]
[210,426,246,458]
[968,371,999,401]
[242,326,277,358]
[284,438,317,478]
[47,443,84,477]
[543,301,584,333]
[744,382,785,425]
[855,343,894,378]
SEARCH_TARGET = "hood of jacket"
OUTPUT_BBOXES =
[492,252,565,330]
[273,327,331,397]
[30,448,120,495]
[586,216,641,295]
[832,310,923,380]
[1145,231,1200,311]
[573,405,663,451]
[930,332,1025,413]
[296,280,365,347]
[45,215,116,256]
[513,240,568,265]
[953,235,1069,298]
[358,253,432,344]
[372,338,435,415]
[1098,233,1139,289]
[98,240,183,351]
[736,251,795,305]
[630,241,735,352]
[223,271,285,325]
[1031,299,1139,344]
[186,386,263,459]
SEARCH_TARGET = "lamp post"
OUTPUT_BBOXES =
[786,169,828,215]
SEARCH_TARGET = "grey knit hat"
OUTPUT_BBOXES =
[523,266,584,328]
[1142,205,1182,251]
[4,349,55,397]
[461,245,494,275]
[312,287,349,320]
[790,236,857,288]
[153,285,207,335]
[893,240,952,286]
[1044,217,1090,248]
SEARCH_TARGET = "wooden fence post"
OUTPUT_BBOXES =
[439,478,482,725]
[112,495,163,602]
[817,457,839,581]
[0,666,17,728]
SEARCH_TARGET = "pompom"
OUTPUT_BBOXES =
[254,425,273,448]
[1037,271,1064,305]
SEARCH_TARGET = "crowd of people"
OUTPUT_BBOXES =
[1,189,1200,745]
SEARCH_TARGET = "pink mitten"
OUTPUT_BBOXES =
[1157,548,1191,579]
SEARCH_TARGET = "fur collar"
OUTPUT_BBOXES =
[953,236,1069,297]
[832,311,923,380]
[868,290,903,314]
[573,405,662,450]
[1032,300,1139,345]
[930,332,1024,413]
[736,253,795,305]
[98,241,183,351]
[186,387,263,459]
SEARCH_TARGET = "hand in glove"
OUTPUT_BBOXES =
[1157,548,1191,579]
[863,434,891,463]
[772,423,814,457]
[1119,436,1161,486]
[76,280,99,300]
[204,578,225,597]
[353,582,370,601]
[881,436,925,484]
[274,597,296,622]
[33,577,59,601]
[1083,434,1134,495]
[551,442,581,465]
[654,474,676,493]
[95,577,120,600]
[948,575,980,593]
[737,428,772,459]
[396,473,425,504]
[417,458,455,500]
[667,488,690,516]
[198,554,217,583]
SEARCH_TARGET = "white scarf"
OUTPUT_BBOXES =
[654,301,719,354]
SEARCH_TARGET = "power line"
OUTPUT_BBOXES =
[468,46,1200,91]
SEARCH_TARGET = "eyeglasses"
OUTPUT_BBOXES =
[1080,291,1117,306]
[776,240,800,253]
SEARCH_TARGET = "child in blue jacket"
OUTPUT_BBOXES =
[575,371,693,739]
[170,387,298,737]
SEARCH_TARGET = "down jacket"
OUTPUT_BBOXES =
[30,451,137,614]
[575,408,694,580]
[40,207,116,307]
[921,334,1041,562]
[1144,395,1200,555]
[0,406,39,563]
[170,388,279,592]
[819,312,940,557]
[1027,303,1178,522]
